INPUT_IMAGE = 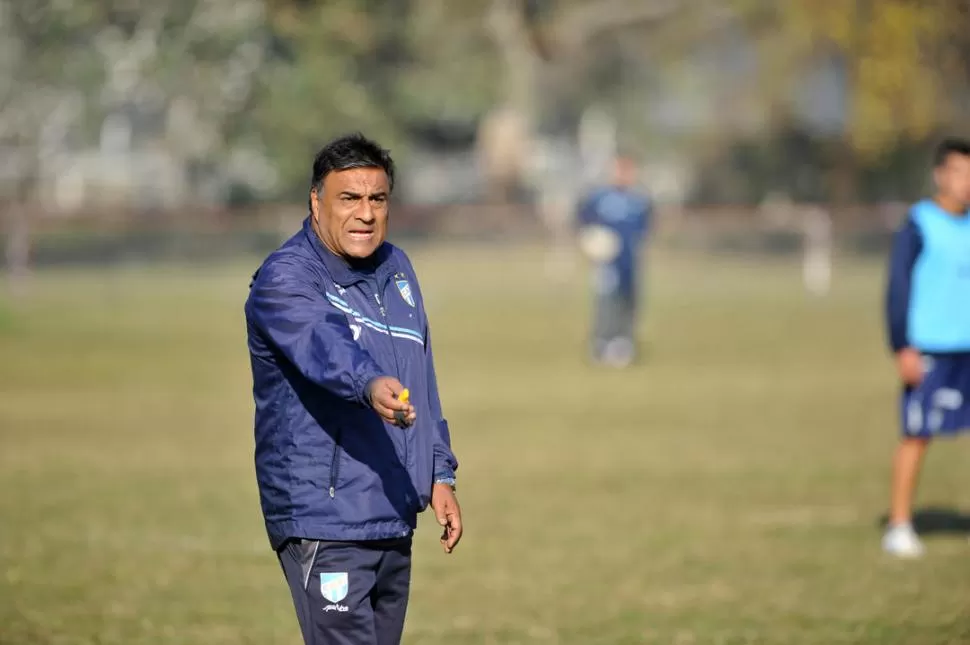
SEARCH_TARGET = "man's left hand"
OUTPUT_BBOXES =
[431,483,463,554]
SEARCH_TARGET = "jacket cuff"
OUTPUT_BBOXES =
[357,370,384,407]
[434,475,457,490]
[434,469,456,482]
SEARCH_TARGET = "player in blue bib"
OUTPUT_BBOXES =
[883,137,970,557]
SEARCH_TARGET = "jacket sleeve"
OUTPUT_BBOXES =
[425,326,458,482]
[885,215,923,353]
[246,258,386,405]
[396,250,459,482]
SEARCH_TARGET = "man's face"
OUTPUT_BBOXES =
[613,157,637,188]
[934,152,970,208]
[311,167,390,261]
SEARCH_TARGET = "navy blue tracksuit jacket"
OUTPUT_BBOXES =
[245,218,458,550]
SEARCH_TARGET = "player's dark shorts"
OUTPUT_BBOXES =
[900,353,970,438]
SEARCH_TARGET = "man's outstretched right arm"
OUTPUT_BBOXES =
[246,259,384,406]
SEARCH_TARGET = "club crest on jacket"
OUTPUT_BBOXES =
[396,279,415,307]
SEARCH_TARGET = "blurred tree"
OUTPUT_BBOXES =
[91,0,270,206]
[480,0,729,202]
[259,0,501,198]
[380,0,498,138]
[258,0,392,197]
[0,0,269,291]
[741,0,966,206]
[0,0,102,294]
[252,0,736,203]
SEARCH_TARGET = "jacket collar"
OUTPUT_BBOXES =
[302,216,396,287]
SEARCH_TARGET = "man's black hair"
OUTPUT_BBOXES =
[309,133,396,209]
[934,137,970,168]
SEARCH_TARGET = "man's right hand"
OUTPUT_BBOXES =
[367,376,416,427]
[896,347,924,386]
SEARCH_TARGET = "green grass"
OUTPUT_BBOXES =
[1,245,969,645]
[0,297,17,334]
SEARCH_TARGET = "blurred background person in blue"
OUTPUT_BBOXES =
[577,153,652,367]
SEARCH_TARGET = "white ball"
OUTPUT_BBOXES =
[578,225,621,263]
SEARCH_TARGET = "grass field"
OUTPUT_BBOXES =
[2,245,969,645]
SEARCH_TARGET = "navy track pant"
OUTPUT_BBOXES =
[278,538,412,645]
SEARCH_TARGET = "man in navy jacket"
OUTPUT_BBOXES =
[245,133,462,644]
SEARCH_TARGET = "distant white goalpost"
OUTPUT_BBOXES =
[759,193,833,297]
[801,206,833,297]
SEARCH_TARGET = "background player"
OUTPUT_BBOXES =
[576,153,652,367]
[883,137,970,557]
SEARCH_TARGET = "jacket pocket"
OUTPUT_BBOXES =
[328,429,342,498]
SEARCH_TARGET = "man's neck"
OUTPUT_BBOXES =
[346,254,378,271]
[934,195,966,216]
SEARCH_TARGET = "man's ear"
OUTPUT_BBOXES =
[309,187,320,221]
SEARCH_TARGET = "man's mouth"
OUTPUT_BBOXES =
[348,230,374,241]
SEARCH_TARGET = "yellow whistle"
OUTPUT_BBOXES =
[399,389,410,404]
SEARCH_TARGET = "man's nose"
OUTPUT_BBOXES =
[357,202,376,222]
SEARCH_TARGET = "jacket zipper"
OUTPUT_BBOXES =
[375,278,410,483]
[374,278,403,378]
[328,430,342,498]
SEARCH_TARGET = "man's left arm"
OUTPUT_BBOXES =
[401,254,459,482]
[404,256,464,553]
[402,255,462,553]
[424,325,463,553]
